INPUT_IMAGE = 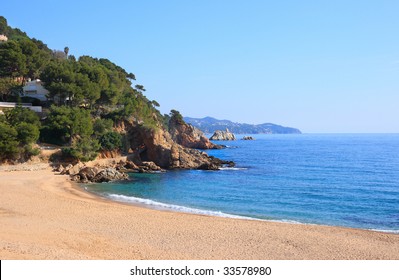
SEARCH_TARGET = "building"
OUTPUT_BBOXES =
[0,34,8,42]
[22,79,49,102]
[0,102,42,113]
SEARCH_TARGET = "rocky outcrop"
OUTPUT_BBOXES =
[115,119,234,170]
[242,136,255,140]
[57,157,169,183]
[169,117,223,149]
[55,118,236,183]
[58,163,128,183]
[210,128,236,141]
[80,167,128,183]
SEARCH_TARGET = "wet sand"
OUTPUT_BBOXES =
[1,167,398,259]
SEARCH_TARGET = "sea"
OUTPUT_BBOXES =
[84,134,399,233]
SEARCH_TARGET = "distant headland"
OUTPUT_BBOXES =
[184,116,301,134]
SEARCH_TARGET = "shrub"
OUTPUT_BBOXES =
[15,122,40,144]
[99,131,122,151]
[5,106,41,128]
[93,118,113,137]
[0,122,20,161]
[62,137,100,162]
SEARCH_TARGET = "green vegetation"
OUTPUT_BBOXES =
[99,131,122,151]
[169,109,185,125]
[0,107,40,161]
[0,16,166,163]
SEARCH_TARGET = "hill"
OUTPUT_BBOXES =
[183,117,301,134]
[0,16,232,172]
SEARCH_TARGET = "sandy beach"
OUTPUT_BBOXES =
[1,166,398,260]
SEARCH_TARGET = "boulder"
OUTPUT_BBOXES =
[67,164,129,183]
[68,162,85,176]
[92,168,129,183]
[60,164,73,175]
[210,128,236,141]
[78,166,99,182]
[54,164,65,173]
[242,136,255,140]
[124,160,140,171]
[139,161,165,173]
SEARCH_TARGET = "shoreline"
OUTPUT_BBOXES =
[83,175,399,235]
[1,166,399,259]
[86,186,399,235]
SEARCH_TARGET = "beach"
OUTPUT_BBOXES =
[1,166,399,260]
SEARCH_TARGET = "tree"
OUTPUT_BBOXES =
[93,118,113,137]
[0,16,8,35]
[64,46,69,57]
[45,106,93,144]
[99,131,122,151]
[0,41,26,78]
[135,84,146,92]
[151,100,160,107]
[5,106,41,128]
[127,73,136,80]
[63,136,100,162]
[18,38,51,79]
[0,78,21,101]
[0,107,41,161]
[169,109,184,125]
[15,122,40,144]
[0,122,19,161]
[41,60,77,105]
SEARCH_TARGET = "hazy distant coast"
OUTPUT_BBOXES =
[184,117,301,134]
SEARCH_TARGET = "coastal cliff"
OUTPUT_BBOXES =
[168,113,223,149]
[115,118,233,171]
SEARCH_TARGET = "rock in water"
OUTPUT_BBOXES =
[210,128,236,141]
[242,136,255,140]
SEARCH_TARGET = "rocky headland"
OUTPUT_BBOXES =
[117,118,233,169]
[1,116,235,184]
[210,128,236,141]
[168,115,224,149]
[53,117,235,183]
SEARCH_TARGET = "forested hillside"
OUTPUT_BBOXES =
[0,16,166,163]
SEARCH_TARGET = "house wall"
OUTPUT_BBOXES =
[22,79,49,102]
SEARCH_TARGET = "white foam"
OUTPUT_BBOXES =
[219,167,248,171]
[106,193,257,220]
[369,228,399,234]
[101,194,399,234]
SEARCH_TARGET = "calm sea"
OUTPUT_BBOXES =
[85,134,399,233]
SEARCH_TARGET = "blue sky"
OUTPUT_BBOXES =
[2,0,399,132]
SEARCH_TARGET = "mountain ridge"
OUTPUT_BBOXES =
[183,116,301,134]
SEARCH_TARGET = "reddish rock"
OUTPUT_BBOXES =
[169,119,223,149]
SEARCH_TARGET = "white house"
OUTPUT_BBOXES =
[0,34,8,42]
[22,79,49,102]
[0,102,42,113]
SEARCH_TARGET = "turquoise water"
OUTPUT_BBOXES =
[85,134,399,233]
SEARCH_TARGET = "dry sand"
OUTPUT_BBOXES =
[1,166,398,260]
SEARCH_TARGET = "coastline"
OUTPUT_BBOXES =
[1,166,399,260]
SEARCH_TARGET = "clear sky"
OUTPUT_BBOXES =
[2,0,399,132]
